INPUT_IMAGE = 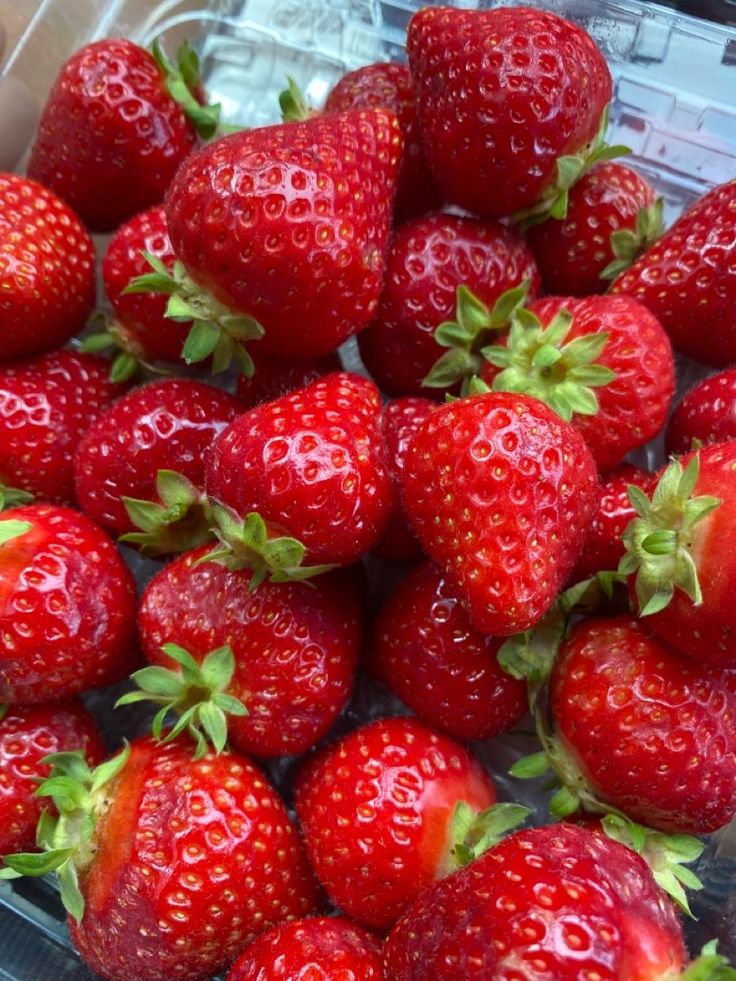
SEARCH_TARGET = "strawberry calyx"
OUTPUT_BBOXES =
[0,704,8,723]
[120,469,215,557]
[619,455,722,616]
[680,942,736,980]
[80,325,142,383]
[0,518,33,546]
[0,486,33,512]
[279,76,312,122]
[124,252,265,376]
[446,801,531,872]
[0,745,131,922]
[115,643,247,760]
[601,197,665,281]
[151,39,222,140]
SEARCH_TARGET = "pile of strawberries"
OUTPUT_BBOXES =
[2,4,736,979]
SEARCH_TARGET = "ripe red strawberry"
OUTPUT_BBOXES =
[27,40,218,232]
[0,504,137,703]
[525,162,660,295]
[227,916,384,981]
[205,373,390,567]
[385,822,686,980]
[370,563,527,741]
[407,7,613,219]
[402,392,598,636]
[0,174,95,360]
[295,716,519,929]
[0,350,124,506]
[235,350,341,409]
[357,213,540,398]
[1,736,319,981]
[0,700,105,856]
[324,62,441,219]
[666,367,736,455]
[612,179,736,366]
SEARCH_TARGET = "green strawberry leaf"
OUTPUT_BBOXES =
[279,76,311,121]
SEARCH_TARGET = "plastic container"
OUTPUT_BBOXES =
[1,0,736,976]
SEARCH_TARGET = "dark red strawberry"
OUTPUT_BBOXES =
[227,916,384,981]
[0,504,137,702]
[0,174,95,360]
[525,162,660,295]
[666,367,736,455]
[370,563,526,741]
[357,213,540,398]
[0,700,105,856]
[0,350,124,506]
[235,350,341,409]
[402,392,598,636]
[612,179,736,366]
[407,7,614,219]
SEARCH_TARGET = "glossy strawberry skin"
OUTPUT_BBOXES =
[402,393,598,636]
[358,214,540,398]
[552,616,736,834]
[166,110,402,359]
[0,174,96,360]
[235,351,342,409]
[138,547,363,758]
[295,716,496,930]
[205,373,391,566]
[612,179,736,366]
[385,822,685,981]
[28,40,198,232]
[0,350,124,505]
[370,563,526,742]
[526,162,657,295]
[0,504,138,703]
[227,916,384,981]
[407,7,612,218]
[0,701,105,856]
[68,736,320,981]
[74,379,242,536]
[325,62,441,220]
[666,367,736,455]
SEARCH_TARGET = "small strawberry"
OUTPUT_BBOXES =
[0,504,137,703]
[235,350,342,409]
[0,174,96,360]
[402,392,598,636]
[370,563,527,741]
[0,350,124,506]
[666,366,736,455]
[357,213,540,398]
[612,179,736,366]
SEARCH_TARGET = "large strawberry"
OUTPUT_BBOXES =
[0,174,96,360]
[401,392,598,636]
[407,6,614,220]
[0,504,137,702]
[612,179,736,365]
[666,366,736,455]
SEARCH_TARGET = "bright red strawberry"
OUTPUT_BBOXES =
[227,916,384,981]
[525,162,660,295]
[0,350,124,506]
[205,373,390,567]
[0,174,96,360]
[324,62,441,219]
[0,504,137,703]
[407,7,613,219]
[402,392,598,636]
[295,716,514,929]
[235,350,342,409]
[666,367,736,455]
[612,179,736,366]
[357,213,540,398]
[0,700,105,856]
[27,40,217,232]
[370,563,526,741]
[385,822,686,980]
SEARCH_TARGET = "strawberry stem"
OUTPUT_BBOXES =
[601,197,665,281]
[447,801,531,871]
[151,39,223,140]
[120,469,215,557]
[279,76,312,122]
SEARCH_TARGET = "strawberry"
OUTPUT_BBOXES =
[235,350,341,409]
[401,392,598,636]
[295,716,527,929]
[525,162,661,295]
[0,350,124,506]
[0,174,96,360]
[370,563,527,741]
[612,179,736,366]
[357,213,540,398]
[0,700,105,856]
[324,62,441,219]
[204,373,391,569]
[407,7,615,220]
[0,735,319,981]
[0,504,137,702]
[131,546,363,758]
[666,366,736,455]
[27,40,219,232]
[227,916,384,981]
